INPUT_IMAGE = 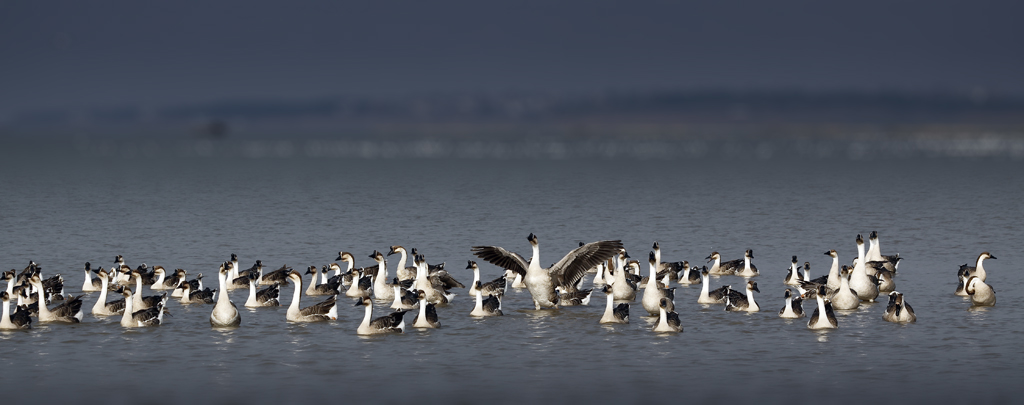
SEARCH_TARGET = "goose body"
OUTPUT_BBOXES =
[830,266,861,310]
[784,256,802,285]
[385,247,418,282]
[355,297,405,335]
[652,298,683,333]
[305,266,340,297]
[882,291,916,323]
[31,276,83,323]
[724,281,760,312]
[178,283,216,304]
[610,251,637,301]
[697,269,729,304]
[91,270,126,316]
[244,274,280,308]
[598,285,628,324]
[390,283,419,310]
[778,289,804,319]
[470,282,503,317]
[866,231,901,272]
[965,276,996,307]
[81,262,103,292]
[954,264,972,296]
[849,235,879,302]
[806,286,838,330]
[706,251,740,276]
[412,290,441,328]
[677,264,701,285]
[119,287,165,327]
[642,252,675,315]
[151,268,186,291]
[734,249,759,278]
[209,263,241,326]
[370,251,395,301]
[467,261,507,298]
[876,270,896,293]
[172,274,202,298]
[1,292,31,329]
[131,272,166,310]
[555,286,593,306]
[285,271,338,322]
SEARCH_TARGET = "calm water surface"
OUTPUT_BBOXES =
[0,143,1021,404]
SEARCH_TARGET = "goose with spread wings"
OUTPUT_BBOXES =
[472,233,623,310]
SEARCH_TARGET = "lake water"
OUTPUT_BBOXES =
[0,139,1021,404]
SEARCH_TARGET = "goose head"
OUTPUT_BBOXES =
[856,234,864,246]
[230,253,238,262]
[527,233,538,246]
[825,250,837,258]
[652,241,660,251]
[784,289,793,299]
[305,267,316,276]
[120,287,133,298]
[745,249,754,259]
[353,296,372,307]
[706,252,720,263]
[658,297,672,309]
[387,246,405,257]
[286,270,302,284]
[336,252,354,262]
[870,230,878,240]
[601,285,612,294]
[369,250,384,262]
[466,260,478,270]
[747,281,759,293]
[415,289,427,301]
[978,252,996,261]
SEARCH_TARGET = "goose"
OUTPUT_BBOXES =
[30,275,83,323]
[610,251,637,301]
[210,263,241,327]
[965,276,996,307]
[305,266,340,297]
[91,269,126,316]
[829,266,860,310]
[724,281,760,312]
[554,286,593,306]
[411,255,459,305]
[244,273,280,308]
[697,268,730,305]
[151,268,186,291]
[81,262,103,292]
[470,282,504,317]
[330,254,355,286]
[963,252,996,282]
[3,270,16,296]
[876,269,896,293]
[228,263,256,291]
[849,235,879,302]
[285,271,338,322]
[642,251,675,315]
[705,251,741,276]
[135,264,157,286]
[178,282,216,305]
[866,231,902,272]
[472,233,622,310]
[778,289,804,319]
[784,256,802,285]
[229,253,240,282]
[355,297,405,335]
[385,247,418,282]
[370,251,396,301]
[591,256,608,285]
[882,291,916,323]
[113,255,132,285]
[411,248,445,273]
[344,268,373,299]
[119,287,165,327]
[334,252,380,285]
[391,282,419,310]
[954,264,972,297]
[172,274,203,298]
[652,241,686,283]
[598,285,628,324]
[677,263,700,286]
[131,271,167,310]
[260,265,293,286]
[467,261,507,298]
[652,298,683,333]
[0,292,31,329]
[412,290,440,328]
[504,269,526,289]
[806,286,838,330]
[237,260,263,282]
[799,251,841,296]
[734,249,759,278]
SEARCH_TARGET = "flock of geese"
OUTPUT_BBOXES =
[0,231,1000,334]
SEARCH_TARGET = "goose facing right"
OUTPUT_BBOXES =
[119,287,165,327]
[724,280,760,312]
[412,290,441,328]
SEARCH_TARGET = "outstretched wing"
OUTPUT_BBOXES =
[549,240,623,289]
[471,246,530,277]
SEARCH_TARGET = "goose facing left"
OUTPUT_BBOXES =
[30,275,83,323]
[1,292,31,330]
[473,233,622,310]
[355,296,405,335]
[285,271,338,322]
[119,287,166,328]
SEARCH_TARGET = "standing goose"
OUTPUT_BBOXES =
[652,298,683,333]
[724,281,760,312]
[849,235,879,302]
[210,263,241,327]
[598,285,628,324]
[119,287,165,327]
[91,270,126,316]
[81,262,103,292]
[734,249,759,278]
[784,256,802,285]
[642,251,675,316]
[412,290,441,328]
[806,286,838,330]
[244,273,280,308]
[1,292,31,329]
[285,271,338,322]
[705,251,741,276]
[355,296,405,335]
[470,282,503,317]
[882,291,916,323]
[778,289,804,319]
[472,233,622,310]
[467,261,507,298]
[30,275,84,323]
[965,276,996,307]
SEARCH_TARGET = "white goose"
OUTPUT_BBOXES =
[412,290,441,328]
[285,271,338,322]
[210,263,241,326]
[610,251,637,301]
[965,276,996,307]
[91,269,126,316]
[830,266,861,310]
[244,274,280,308]
[778,289,804,319]
[370,251,395,302]
[806,286,838,330]
[119,287,165,327]
[642,251,675,316]
[0,292,32,330]
[697,268,729,305]
[734,249,759,278]
[467,261,507,298]
[470,282,503,317]
[472,233,622,310]
[81,262,103,292]
[385,246,418,282]
[598,285,628,324]
[652,298,683,333]
[784,256,801,286]
[30,275,84,323]
[355,296,405,335]
[849,235,879,302]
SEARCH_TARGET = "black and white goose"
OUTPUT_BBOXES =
[210,263,241,327]
[285,271,338,322]
[734,249,759,278]
[470,281,503,317]
[369,251,397,302]
[652,241,686,283]
[965,276,996,307]
[806,286,838,330]
[676,263,700,286]
[598,285,628,324]
[178,282,216,305]
[642,251,675,315]
[172,273,204,298]
[798,251,841,296]
[151,268,186,291]
[882,291,916,323]
[954,264,972,297]
[876,270,896,293]
[705,251,741,276]
[390,279,418,310]
[384,246,418,282]
[355,296,405,335]
[236,260,263,283]
[90,269,126,316]
[962,252,996,282]
[724,280,760,312]
[652,298,683,333]
[610,251,637,301]
[849,235,879,302]
[119,287,165,327]
[30,275,83,323]
[412,290,441,328]
[866,231,902,273]
[778,289,804,319]
[260,264,293,286]
[783,256,801,285]
[411,254,460,304]
[829,266,860,310]
[344,268,373,299]
[467,261,507,298]
[554,286,593,306]
[305,266,340,297]
[0,292,31,330]
[131,271,167,310]
[244,273,280,308]
[472,233,622,310]
[697,268,730,305]
[81,262,103,292]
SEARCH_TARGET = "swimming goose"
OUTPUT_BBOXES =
[134,264,158,286]
[676,263,700,286]
[652,242,686,283]
[642,252,675,315]
[472,233,623,310]
[778,289,804,319]
[91,270,126,316]
[598,285,628,324]
[799,251,842,296]
[260,265,293,286]
[866,231,902,272]
[305,266,340,297]
[173,274,203,298]
[151,268,186,291]
[724,281,760,312]
[113,255,132,285]
[391,282,419,310]
[344,267,373,299]
[384,247,418,282]
[178,282,216,305]
[706,251,741,276]
[131,271,167,310]
[210,263,241,327]
[554,286,593,306]
[411,255,460,304]
[244,273,281,307]
[591,255,608,285]
[411,248,445,273]
[1,292,31,329]
[81,262,103,292]
[849,235,879,302]
[237,260,263,282]
[882,291,916,323]
[697,268,730,305]
[370,251,396,302]
[285,271,338,322]
[954,264,972,296]
[467,261,507,298]
[412,290,441,328]
[470,282,504,317]
[652,298,683,333]
[963,252,996,282]
[734,249,759,278]
[784,256,801,285]
[355,297,405,335]
[806,286,838,330]
[30,275,83,323]
[119,287,166,327]
[830,266,861,310]
[876,269,896,293]
[965,276,996,307]
[229,253,240,282]
[331,253,356,286]
[610,251,637,301]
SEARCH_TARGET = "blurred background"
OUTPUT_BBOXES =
[2,0,1024,158]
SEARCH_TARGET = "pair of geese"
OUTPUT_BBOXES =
[954,252,997,306]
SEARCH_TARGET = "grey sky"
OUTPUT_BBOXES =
[2,0,1022,113]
